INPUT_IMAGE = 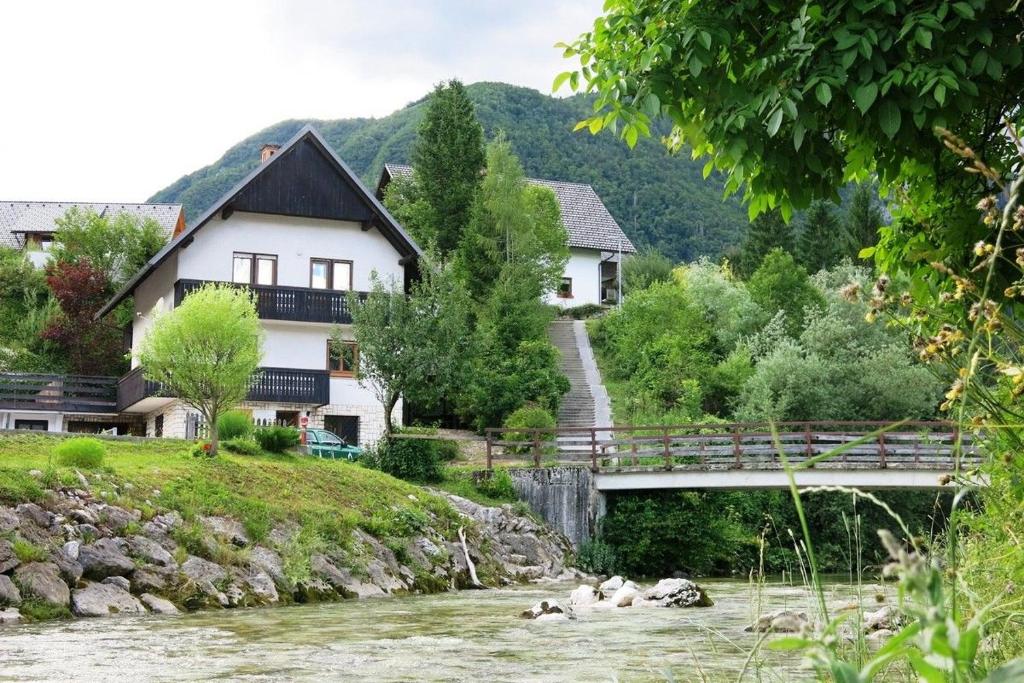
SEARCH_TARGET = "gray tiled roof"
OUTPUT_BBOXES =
[0,202,182,249]
[384,164,636,254]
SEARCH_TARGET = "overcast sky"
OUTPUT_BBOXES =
[0,1,599,202]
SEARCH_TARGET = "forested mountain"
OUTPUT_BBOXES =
[149,82,748,261]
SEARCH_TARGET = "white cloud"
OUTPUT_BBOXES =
[0,0,598,202]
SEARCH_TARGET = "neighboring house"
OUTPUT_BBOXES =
[86,125,422,444]
[376,163,636,307]
[0,201,184,267]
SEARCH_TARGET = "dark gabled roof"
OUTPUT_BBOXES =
[380,163,636,254]
[97,126,421,318]
[0,202,182,249]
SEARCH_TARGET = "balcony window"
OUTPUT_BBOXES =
[557,277,573,298]
[328,340,358,376]
[233,252,277,285]
[311,258,353,291]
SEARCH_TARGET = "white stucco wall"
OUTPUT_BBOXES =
[548,248,605,307]
[175,212,404,289]
[130,252,178,367]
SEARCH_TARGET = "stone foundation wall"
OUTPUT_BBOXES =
[509,467,601,548]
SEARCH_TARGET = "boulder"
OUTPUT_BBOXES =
[69,508,99,526]
[13,562,69,606]
[0,574,22,606]
[16,503,53,529]
[567,585,601,612]
[867,628,894,642]
[0,608,21,625]
[610,584,641,608]
[79,541,135,580]
[132,565,178,594]
[0,508,19,533]
[535,612,568,622]
[102,576,131,592]
[248,546,286,588]
[642,578,714,608]
[140,593,180,615]
[62,540,80,561]
[310,554,385,598]
[51,551,84,586]
[71,581,146,617]
[200,516,249,548]
[746,610,809,633]
[0,539,18,573]
[127,535,176,568]
[181,556,227,585]
[97,506,139,534]
[864,605,897,632]
[241,570,279,604]
[599,576,625,594]
[520,599,564,619]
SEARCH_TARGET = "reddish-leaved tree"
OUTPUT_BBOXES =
[41,259,125,375]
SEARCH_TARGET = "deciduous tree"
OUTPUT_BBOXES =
[53,207,167,288]
[41,260,123,375]
[138,284,263,455]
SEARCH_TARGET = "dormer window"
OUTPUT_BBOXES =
[310,259,353,291]
[233,252,277,286]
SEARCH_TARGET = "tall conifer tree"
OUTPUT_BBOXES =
[844,183,884,259]
[412,79,486,255]
[738,211,794,277]
[798,201,843,273]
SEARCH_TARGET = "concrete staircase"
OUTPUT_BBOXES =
[548,321,612,456]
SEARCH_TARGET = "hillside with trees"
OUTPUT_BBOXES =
[148,82,749,262]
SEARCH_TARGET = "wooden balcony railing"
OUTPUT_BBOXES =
[117,366,330,411]
[0,373,117,413]
[174,279,367,324]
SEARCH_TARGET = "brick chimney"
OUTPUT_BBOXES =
[260,144,281,163]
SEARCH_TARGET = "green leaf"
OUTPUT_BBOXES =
[698,30,712,51]
[986,57,1003,80]
[642,93,661,117]
[841,49,858,70]
[836,33,859,50]
[815,82,832,106]
[702,159,714,179]
[781,98,797,121]
[766,107,784,137]
[971,50,988,74]
[934,83,946,105]
[854,83,878,113]
[793,122,806,151]
[767,636,812,650]
[552,72,572,92]
[859,246,876,258]
[624,125,639,148]
[913,108,927,129]
[953,2,975,18]
[569,71,579,91]
[878,100,901,138]
[689,55,703,77]
[915,27,933,49]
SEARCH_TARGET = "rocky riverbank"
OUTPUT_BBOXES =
[0,481,577,624]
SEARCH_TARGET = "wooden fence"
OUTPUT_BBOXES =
[484,421,980,472]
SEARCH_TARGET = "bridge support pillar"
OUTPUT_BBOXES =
[509,466,598,548]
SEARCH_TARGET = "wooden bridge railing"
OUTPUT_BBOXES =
[484,421,980,472]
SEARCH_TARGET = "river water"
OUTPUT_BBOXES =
[0,577,886,682]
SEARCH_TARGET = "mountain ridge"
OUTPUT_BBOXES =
[148,82,748,261]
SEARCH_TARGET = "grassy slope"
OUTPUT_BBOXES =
[0,434,460,547]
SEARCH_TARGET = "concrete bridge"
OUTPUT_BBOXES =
[492,422,981,545]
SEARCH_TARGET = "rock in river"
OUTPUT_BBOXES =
[71,581,146,617]
[641,578,714,608]
[521,599,564,619]
[745,610,809,633]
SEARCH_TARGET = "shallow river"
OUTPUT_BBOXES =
[0,577,885,682]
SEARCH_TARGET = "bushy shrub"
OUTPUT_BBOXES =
[475,468,517,500]
[576,539,617,575]
[217,410,253,441]
[362,429,456,482]
[222,438,262,456]
[53,437,105,468]
[502,405,556,455]
[254,426,300,453]
[559,303,605,320]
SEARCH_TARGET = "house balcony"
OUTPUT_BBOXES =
[174,279,367,325]
[0,373,118,414]
[117,366,330,414]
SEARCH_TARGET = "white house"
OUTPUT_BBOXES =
[377,164,636,307]
[94,126,423,445]
[0,201,183,268]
